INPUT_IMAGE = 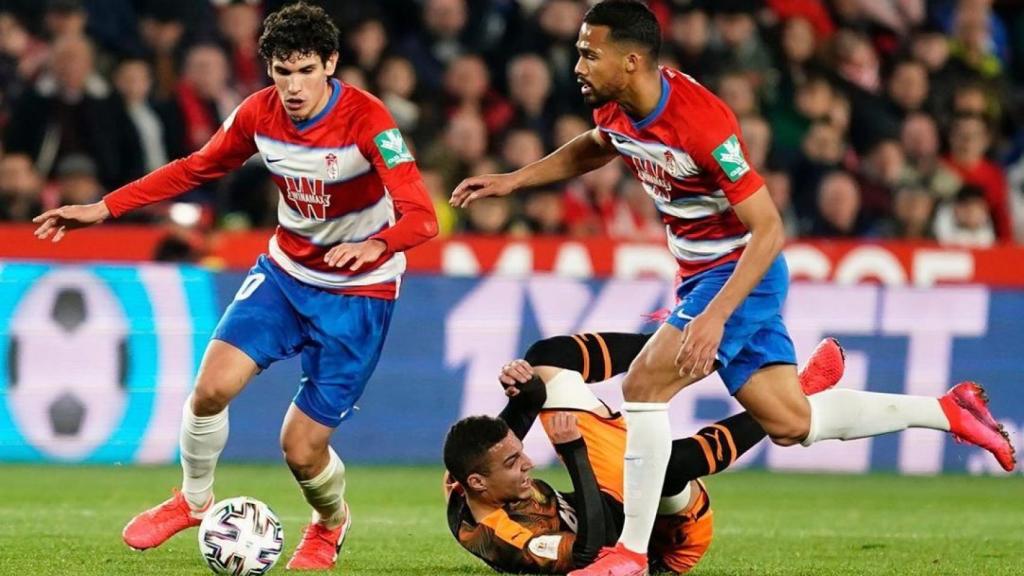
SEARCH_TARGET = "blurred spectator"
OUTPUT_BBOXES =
[942,114,1011,240]
[934,184,996,247]
[775,15,822,101]
[564,160,621,236]
[900,112,961,200]
[43,0,87,40]
[771,74,833,158]
[810,171,867,237]
[552,114,589,149]
[880,184,936,240]
[423,111,488,193]
[442,53,513,135]
[376,55,421,135]
[338,66,368,89]
[0,152,44,221]
[830,29,898,152]
[400,0,470,91]
[709,2,776,99]
[137,6,187,100]
[522,188,567,234]
[764,169,798,238]
[113,57,173,172]
[886,59,930,118]
[792,121,848,224]
[517,0,585,116]
[173,43,239,153]
[501,129,544,172]
[614,179,665,241]
[739,115,771,171]
[857,138,906,221]
[217,0,265,96]
[0,12,48,106]
[54,153,103,205]
[506,54,555,143]
[669,5,716,83]
[718,71,758,117]
[948,1,1004,79]
[420,168,458,236]
[346,18,389,78]
[3,34,142,189]
[153,227,206,263]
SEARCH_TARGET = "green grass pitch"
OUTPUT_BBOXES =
[1,464,1020,575]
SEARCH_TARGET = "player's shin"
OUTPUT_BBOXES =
[298,447,348,528]
[801,389,948,446]
[662,412,765,496]
[180,395,229,511]
[620,402,671,555]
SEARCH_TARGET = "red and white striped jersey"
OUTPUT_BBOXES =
[104,79,437,299]
[593,67,764,278]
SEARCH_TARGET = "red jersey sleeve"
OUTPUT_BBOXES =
[103,95,260,217]
[354,96,437,252]
[685,101,764,205]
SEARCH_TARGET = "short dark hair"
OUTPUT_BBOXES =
[583,0,661,62]
[258,2,340,65]
[443,416,511,487]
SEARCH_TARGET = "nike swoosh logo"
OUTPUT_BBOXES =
[676,310,694,320]
[266,156,285,164]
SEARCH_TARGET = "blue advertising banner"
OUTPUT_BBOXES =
[1,262,1020,475]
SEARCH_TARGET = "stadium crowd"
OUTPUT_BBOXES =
[2,0,1024,258]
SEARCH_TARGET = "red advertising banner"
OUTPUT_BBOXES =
[2,224,1023,286]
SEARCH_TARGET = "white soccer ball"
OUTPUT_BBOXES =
[198,497,285,575]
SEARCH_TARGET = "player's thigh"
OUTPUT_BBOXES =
[733,363,810,446]
[622,321,702,402]
[280,403,335,479]
[293,295,395,429]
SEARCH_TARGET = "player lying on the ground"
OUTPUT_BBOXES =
[443,333,844,574]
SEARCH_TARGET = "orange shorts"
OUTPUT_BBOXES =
[539,410,714,573]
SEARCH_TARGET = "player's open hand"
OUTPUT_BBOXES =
[675,311,725,378]
[546,412,581,444]
[32,202,110,242]
[324,238,387,271]
[450,173,517,208]
[500,359,534,397]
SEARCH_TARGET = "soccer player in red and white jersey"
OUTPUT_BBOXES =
[452,2,1015,574]
[33,3,437,570]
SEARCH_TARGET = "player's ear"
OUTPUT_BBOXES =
[465,472,487,493]
[324,52,339,76]
[624,51,640,73]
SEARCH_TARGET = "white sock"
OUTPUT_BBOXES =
[657,482,693,515]
[298,447,348,528]
[802,389,949,446]
[180,396,229,511]
[619,402,671,554]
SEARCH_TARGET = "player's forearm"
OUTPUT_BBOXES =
[497,376,546,440]
[704,219,784,321]
[554,438,608,567]
[509,131,614,190]
[371,181,439,252]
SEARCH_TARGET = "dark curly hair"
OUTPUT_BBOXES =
[258,2,340,65]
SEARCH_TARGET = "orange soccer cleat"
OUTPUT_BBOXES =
[798,337,845,396]
[940,381,1016,472]
[122,489,211,550]
[286,506,352,571]
[568,542,648,576]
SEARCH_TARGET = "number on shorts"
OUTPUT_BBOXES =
[234,272,266,301]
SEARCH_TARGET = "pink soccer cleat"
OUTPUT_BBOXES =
[798,337,845,396]
[940,382,1016,472]
[568,542,648,576]
[122,489,211,550]
[286,506,352,571]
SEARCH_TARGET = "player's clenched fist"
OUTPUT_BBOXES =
[32,202,110,242]
[500,359,534,397]
[450,173,518,208]
[323,238,387,271]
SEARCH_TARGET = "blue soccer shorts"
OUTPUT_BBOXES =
[213,255,395,428]
[665,255,796,395]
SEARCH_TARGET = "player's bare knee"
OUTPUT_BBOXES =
[191,386,230,416]
[281,441,325,480]
[765,419,810,446]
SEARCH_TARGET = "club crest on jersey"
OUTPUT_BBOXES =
[284,175,331,221]
[325,153,339,180]
[664,150,681,178]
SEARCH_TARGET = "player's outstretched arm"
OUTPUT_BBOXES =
[450,128,617,208]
